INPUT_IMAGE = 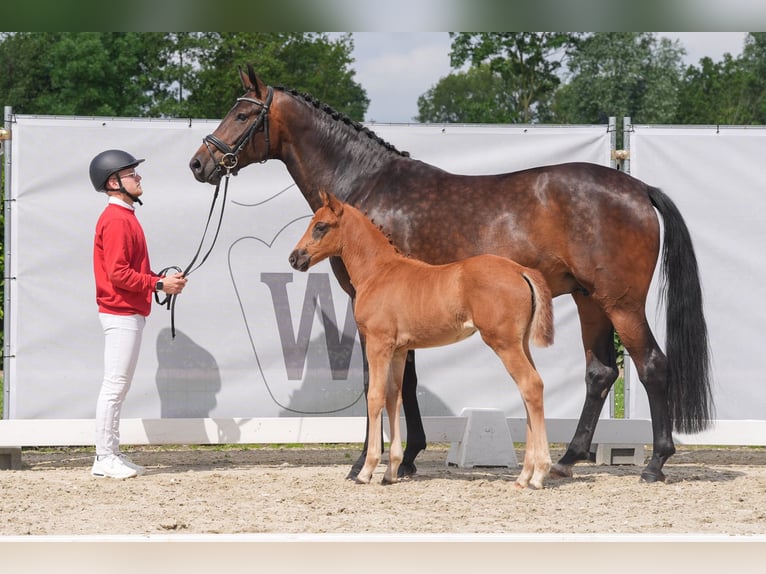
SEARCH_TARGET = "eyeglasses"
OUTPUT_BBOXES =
[118,171,140,180]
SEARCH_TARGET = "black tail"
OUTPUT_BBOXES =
[648,186,713,433]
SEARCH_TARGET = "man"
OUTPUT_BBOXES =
[89,149,187,479]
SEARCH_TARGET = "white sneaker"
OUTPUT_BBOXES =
[91,454,138,479]
[117,452,146,476]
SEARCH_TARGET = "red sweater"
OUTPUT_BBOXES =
[93,202,159,316]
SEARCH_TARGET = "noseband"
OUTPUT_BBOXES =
[203,85,274,173]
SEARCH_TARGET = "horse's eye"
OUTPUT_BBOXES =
[236,113,248,121]
[313,222,329,238]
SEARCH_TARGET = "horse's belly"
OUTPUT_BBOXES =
[400,322,477,349]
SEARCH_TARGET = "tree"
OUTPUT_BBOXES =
[675,55,748,124]
[553,33,685,125]
[447,32,581,123]
[183,33,368,120]
[735,32,766,124]
[416,64,518,123]
[0,32,169,117]
[0,33,368,121]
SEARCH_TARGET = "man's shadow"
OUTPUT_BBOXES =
[155,328,222,418]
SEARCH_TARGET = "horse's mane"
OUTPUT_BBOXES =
[367,215,408,257]
[275,85,411,158]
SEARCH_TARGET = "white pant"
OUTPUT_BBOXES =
[95,313,146,457]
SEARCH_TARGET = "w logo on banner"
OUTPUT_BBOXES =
[228,216,365,414]
[261,272,358,380]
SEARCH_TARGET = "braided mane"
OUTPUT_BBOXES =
[275,85,411,158]
[367,215,408,257]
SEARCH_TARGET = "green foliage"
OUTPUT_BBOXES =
[0,32,368,121]
[183,32,367,120]
[434,32,581,124]
[552,33,685,126]
[416,63,519,123]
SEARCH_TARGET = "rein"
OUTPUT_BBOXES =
[162,86,273,337]
[159,87,274,338]
[155,173,231,338]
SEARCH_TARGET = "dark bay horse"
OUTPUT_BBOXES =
[189,64,712,483]
[289,191,555,488]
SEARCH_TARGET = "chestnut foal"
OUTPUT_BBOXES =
[289,191,554,488]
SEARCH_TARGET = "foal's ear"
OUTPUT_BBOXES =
[325,191,344,216]
[319,189,342,214]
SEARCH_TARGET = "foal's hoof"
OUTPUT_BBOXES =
[549,463,573,479]
[397,462,417,479]
[639,469,666,483]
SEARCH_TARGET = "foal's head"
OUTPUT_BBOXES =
[289,190,345,272]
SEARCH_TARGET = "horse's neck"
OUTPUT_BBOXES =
[276,93,399,206]
[339,209,401,282]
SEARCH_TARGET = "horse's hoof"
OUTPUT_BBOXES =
[397,462,417,479]
[549,463,573,479]
[381,477,398,485]
[639,469,666,483]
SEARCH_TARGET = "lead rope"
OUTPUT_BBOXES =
[155,172,231,338]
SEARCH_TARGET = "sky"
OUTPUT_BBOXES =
[343,32,750,124]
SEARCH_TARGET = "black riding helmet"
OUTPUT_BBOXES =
[89,149,145,191]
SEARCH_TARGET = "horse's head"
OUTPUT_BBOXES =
[189,64,273,185]
[289,190,345,272]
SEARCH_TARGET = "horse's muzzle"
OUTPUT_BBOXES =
[288,249,311,272]
[189,153,222,185]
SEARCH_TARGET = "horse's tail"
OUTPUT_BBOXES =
[523,269,554,348]
[648,186,713,433]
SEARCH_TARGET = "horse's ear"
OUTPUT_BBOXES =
[239,64,264,97]
[322,190,344,216]
[247,63,263,97]
[238,66,248,90]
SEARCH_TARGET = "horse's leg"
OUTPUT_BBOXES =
[550,294,619,479]
[383,350,407,484]
[609,313,675,483]
[399,350,425,478]
[356,341,393,485]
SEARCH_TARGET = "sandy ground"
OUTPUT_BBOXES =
[1,444,765,536]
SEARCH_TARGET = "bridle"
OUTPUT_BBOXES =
[156,86,274,338]
[202,85,274,174]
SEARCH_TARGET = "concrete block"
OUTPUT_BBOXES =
[593,443,646,466]
[446,408,518,468]
[0,447,22,470]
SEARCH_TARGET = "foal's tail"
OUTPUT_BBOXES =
[648,186,713,433]
[523,269,554,348]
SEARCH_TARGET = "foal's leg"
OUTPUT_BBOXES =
[383,350,408,484]
[356,341,394,485]
[550,294,618,479]
[346,335,384,481]
[484,331,551,489]
[505,350,550,489]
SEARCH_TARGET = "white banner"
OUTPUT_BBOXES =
[629,125,766,422]
[6,116,610,422]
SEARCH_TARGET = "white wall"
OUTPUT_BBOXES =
[6,117,611,423]
[627,125,766,430]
